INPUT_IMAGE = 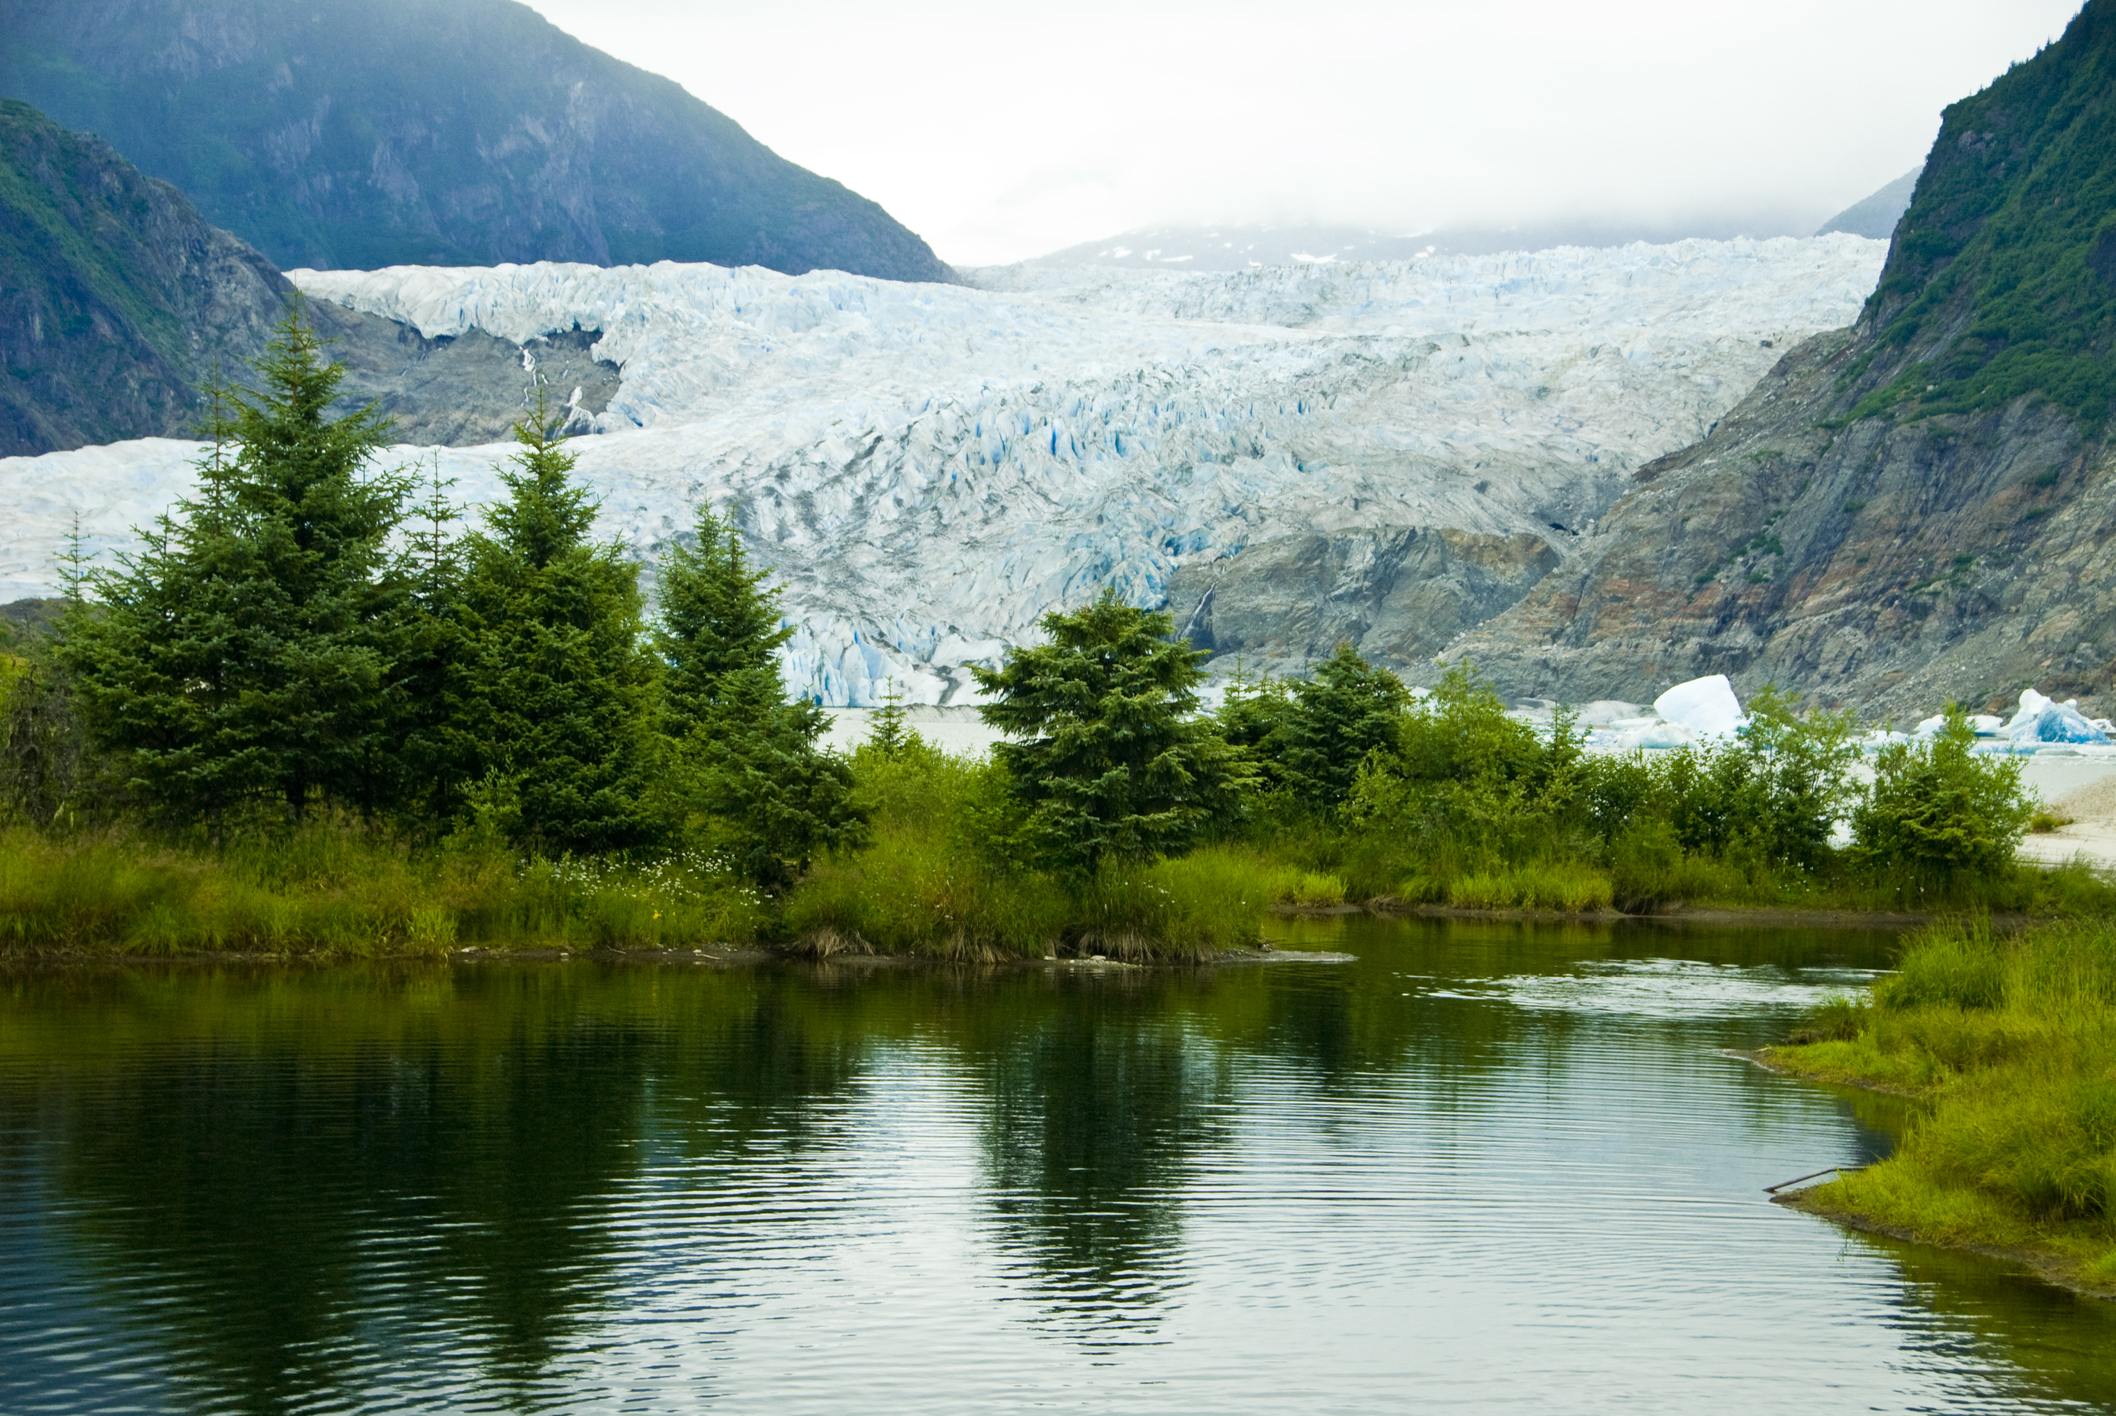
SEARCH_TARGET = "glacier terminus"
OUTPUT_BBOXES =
[0,236,1886,705]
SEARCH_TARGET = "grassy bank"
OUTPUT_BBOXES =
[0,824,768,957]
[1768,919,2116,1295]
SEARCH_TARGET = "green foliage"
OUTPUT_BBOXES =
[651,504,793,742]
[974,587,1248,872]
[651,502,864,889]
[1851,707,2034,893]
[787,740,1277,961]
[677,669,867,891]
[1852,2,2116,431]
[1774,918,2116,1286]
[864,683,920,761]
[64,312,413,821]
[1268,643,1412,809]
[0,820,762,957]
[458,395,660,854]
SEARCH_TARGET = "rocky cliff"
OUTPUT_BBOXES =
[0,99,289,455]
[1,0,951,283]
[1,99,627,455]
[1446,0,2116,721]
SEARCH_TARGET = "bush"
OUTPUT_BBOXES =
[1852,708,2033,895]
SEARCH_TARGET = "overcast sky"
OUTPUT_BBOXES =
[527,0,2081,266]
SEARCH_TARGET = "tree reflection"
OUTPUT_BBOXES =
[970,973,1231,1336]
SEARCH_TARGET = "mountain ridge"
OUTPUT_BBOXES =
[0,0,953,283]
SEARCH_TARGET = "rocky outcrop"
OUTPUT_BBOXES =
[1,0,952,283]
[1443,0,2116,721]
[313,310,621,446]
[0,99,626,454]
[1164,528,1560,672]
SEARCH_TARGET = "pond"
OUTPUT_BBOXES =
[2,916,2112,1414]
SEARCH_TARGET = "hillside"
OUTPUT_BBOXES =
[0,0,951,283]
[1445,0,2116,719]
[0,99,635,455]
[0,98,288,455]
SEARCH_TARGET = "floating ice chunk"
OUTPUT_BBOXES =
[1653,675,1745,739]
[2004,688,2110,745]
[1598,716,1698,750]
[1914,711,2006,738]
[1576,699,1645,727]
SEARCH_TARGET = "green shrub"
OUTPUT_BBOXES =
[1852,708,2033,896]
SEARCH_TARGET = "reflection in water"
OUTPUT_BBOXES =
[0,919,2111,1413]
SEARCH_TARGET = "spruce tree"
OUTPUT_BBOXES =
[65,310,412,820]
[460,394,659,854]
[395,460,479,827]
[653,503,864,887]
[1270,643,1411,809]
[651,505,792,742]
[974,587,1248,872]
[864,681,921,760]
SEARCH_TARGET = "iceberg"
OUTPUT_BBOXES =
[0,236,1888,703]
[2003,689,2110,746]
[1652,675,1745,739]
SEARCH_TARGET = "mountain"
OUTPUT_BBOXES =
[1815,167,1923,239]
[0,98,288,455]
[0,236,1884,701]
[1000,214,1817,274]
[0,0,951,283]
[0,98,637,456]
[1444,0,2116,719]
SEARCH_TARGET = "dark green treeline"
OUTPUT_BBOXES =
[48,309,861,883]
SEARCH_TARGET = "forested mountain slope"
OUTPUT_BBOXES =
[0,0,951,282]
[1447,0,2116,720]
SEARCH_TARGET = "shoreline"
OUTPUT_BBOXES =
[1749,1045,2116,1303]
[0,899,1977,970]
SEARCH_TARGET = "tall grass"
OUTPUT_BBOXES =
[0,823,765,957]
[1771,920,2116,1291]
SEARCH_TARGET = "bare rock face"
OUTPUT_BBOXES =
[313,309,621,446]
[1442,330,2112,718]
[1165,528,1560,674]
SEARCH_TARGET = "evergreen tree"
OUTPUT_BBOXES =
[864,680,921,760]
[460,394,660,854]
[685,668,867,889]
[974,586,1248,872]
[1270,643,1411,809]
[653,502,864,887]
[651,505,792,742]
[65,311,412,820]
[395,460,480,827]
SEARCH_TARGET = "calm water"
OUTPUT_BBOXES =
[3,917,2113,1414]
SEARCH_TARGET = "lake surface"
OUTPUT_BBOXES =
[3,917,2113,1414]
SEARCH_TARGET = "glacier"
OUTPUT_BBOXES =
[0,236,1886,704]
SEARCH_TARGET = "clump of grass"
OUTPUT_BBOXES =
[1443,862,1613,912]
[1771,919,2116,1292]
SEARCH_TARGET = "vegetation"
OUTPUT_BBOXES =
[1770,919,2116,1294]
[1850,0,2116,432]
[2,306,2109,965]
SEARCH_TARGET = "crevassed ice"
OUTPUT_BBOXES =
[0,237,1886,705]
